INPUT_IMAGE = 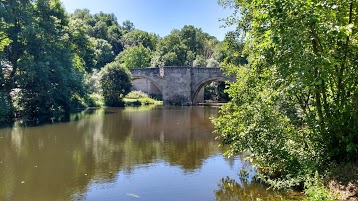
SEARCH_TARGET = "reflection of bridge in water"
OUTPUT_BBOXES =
[129,67,234,105]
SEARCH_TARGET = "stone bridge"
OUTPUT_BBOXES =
[129,67,234,105]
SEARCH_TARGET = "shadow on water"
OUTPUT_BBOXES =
[0,108,98,129]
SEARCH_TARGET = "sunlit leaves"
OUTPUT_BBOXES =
[121,30,158,51]
[116,45,151,69]
[0,32,11,52]
[214,0,358,188]
[0,0,86,118]
[100,61,132,107]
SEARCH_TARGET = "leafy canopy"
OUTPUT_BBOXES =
[214,0,357,188]
[116,45,151,69]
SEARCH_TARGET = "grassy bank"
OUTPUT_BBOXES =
[123,91,162,106]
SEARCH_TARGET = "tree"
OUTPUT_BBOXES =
[92,38,115,69]
[121,20,135,33]
[203,38,219,60]
[0,0,86,118]
[121,29,158,51]
[1,0,32,91]
[70,9,124,57]
[151,33,188,66]
[220,31,247,66]
[192,55,207,67]
[179,25,204,54]
[206,58,220,67]
[214,0,357,188]
[116,45,151,69]
[151,26,219,67]
[18,0,84,117]
[68,18,96,72]
[100,61,132,107]
[106,25,123,55]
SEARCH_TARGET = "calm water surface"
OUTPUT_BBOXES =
[0,106,300,201]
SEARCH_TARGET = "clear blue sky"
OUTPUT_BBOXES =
[60,0,234,41]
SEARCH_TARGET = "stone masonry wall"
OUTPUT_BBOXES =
[130,67,233,105]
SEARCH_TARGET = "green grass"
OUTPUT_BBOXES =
[124,91,162,106]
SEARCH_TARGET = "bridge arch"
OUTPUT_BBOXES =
[191,77,229,103]
[131,75,163,98]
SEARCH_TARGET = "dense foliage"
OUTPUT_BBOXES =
[0,0,242,123]
[100,61,132,107]
[1,0,85,120]
[116,45,151,69]
[151,25,223,67]
[214,0,357,188]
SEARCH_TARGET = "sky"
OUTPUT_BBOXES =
[60,0,235,41]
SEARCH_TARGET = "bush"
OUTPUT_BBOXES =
[125,90,149,99]
[87,93,104,107]
[69,94,87,109]
[100,61,132,107]
[304,173,337,201]
[138,97,155,105]
[124,91,161,106]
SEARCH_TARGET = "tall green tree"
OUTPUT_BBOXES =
[68,17,96,72]
[70,9,124,59]
[151,26,220,67]
[92,38,115,69]
[116,45,151,69]
[151,33,188,66]
[121,20,135,33]
[179,25,205,55]
[1,0,85,118]
[220,31,247,66]
[214,0,357,188]
[1,0,32,90]
[121,29,158,51]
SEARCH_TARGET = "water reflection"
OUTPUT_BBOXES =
[215,177,303,201]
[0,106,294,201]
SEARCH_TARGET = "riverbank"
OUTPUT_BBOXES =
[123,97,162,106]
[195,102,226,107]
[123,90,163,106]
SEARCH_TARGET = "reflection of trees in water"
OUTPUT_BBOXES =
[0,107,226,200]
[214,177,303,201]
[123,106,223,170]
[162,140,219,171]
[0,109,127,201]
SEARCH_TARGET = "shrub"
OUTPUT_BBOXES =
[100,61,132,107]
[138,97,155,105]
[304,173,337,201]
[125,90,149,99]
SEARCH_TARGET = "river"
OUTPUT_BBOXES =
[0,106,301,201]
